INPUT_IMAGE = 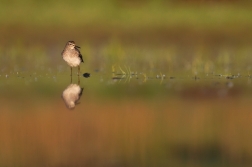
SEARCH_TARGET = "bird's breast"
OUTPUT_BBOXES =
[63,54,81,67]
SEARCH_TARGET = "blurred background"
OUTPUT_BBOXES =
[1,0,252,46]
[1,0,252,166]
[1,0,252,73]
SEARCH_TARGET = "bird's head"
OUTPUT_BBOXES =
[67,41,81,49]
[67,41,76,49]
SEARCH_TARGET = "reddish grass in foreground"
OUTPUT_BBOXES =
[1,97,252,166]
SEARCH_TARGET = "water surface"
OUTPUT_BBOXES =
[1,68,252,166]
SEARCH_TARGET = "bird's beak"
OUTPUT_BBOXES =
[75,46,81,49]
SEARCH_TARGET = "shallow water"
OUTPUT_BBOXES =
[1,39,252,166]
[1,69,252,166]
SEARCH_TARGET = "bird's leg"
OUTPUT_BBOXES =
[78,75,80,85]
[70,75,72,83]
[78,65,80,76]
[70,67,72,76]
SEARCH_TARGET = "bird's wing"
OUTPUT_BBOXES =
[79,54,84,63]
[75,47,84,63]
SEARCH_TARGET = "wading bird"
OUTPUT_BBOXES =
[61,41,83,76]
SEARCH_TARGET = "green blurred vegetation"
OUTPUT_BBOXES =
[0,0,252,46]
[1,0,252,73]
[1,41,252,78]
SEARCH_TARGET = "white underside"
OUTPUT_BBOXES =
[63,56,81,67]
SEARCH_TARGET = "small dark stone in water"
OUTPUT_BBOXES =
[194,76,200,80]
[83,73,90,78]
[226,76,234,79]
[170,77,175,79]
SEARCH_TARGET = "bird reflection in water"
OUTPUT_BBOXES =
[62,79,83,109]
